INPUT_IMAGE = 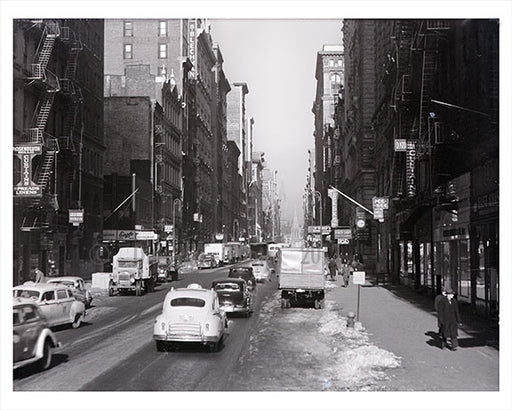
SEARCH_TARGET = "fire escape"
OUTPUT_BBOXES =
[21,20,61,231]
[390,20,415,200]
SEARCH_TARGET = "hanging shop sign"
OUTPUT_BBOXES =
[334,227,352,240]
[136,231,158,241]
[188,20,197,76]
[394,139,407,152]
[406,140,417,198]
[372,197,389,220]
[68,209,84,226]
[327,188,339,227]
[13,144,43,197]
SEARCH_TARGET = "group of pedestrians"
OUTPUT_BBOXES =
[327,256,362,287]
[434,286,462,351]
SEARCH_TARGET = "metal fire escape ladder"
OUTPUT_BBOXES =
[28,21,60,80]
[60,28,84,151]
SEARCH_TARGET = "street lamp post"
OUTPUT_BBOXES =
[172,198,181,266]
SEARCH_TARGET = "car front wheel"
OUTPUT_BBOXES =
[37,339,52,371]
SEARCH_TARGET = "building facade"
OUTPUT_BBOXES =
[342,19,499,318]
[13,19,104,283]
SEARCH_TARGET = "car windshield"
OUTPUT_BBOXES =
[214,283,240,291]
[170,297,206,307]
[13,289,40,299]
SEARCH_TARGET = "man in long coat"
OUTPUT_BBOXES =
[437,288,462,350]
[434,287,448,348]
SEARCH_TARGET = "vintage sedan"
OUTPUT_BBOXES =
[13,297,60,372]
[228,266,257,291]
[13,283,86,329]
[212,278,253,317]
[197,253,217,269]
[250,259,272,282]
[153,283,227,352]
[46,276,93,308]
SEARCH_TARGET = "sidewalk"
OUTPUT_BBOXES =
[325,273,499,391]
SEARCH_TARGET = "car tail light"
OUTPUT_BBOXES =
[204,323,210,332]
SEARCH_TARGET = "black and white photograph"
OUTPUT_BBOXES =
[1,1,511,410]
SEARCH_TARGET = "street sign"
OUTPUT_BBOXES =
[136,231,158,241]
[308,225,331,235]
[338,238,350,245]
[353,271,366,285]
[164,224,173,233]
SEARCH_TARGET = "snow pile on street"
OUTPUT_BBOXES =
[232,289,400,391]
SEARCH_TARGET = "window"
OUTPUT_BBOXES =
[57,289,68,300]
[159,43,167,59]
[123,20,133,37]
[159,21,167,37]
[170,297,206,307]
[42,291,55,302]
[329,59,334,67]
[124,44,133,60]
[22,306,37,321]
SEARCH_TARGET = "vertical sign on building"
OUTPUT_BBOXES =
[13,144,43,197]
[327,188,339,227]
[406,140,417,198]
[188,20,196,77]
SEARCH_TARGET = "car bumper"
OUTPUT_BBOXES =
[154,333,220,343]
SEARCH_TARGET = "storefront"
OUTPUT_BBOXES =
[470,160,499,317]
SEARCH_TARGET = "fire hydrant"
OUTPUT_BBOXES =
[347,311,355,328]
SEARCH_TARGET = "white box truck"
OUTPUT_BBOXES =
[109,247,157,296]
[278,247,325,309]
[204,243,225,266]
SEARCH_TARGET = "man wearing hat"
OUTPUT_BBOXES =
[434,287,448,348]
[437,287,462,350]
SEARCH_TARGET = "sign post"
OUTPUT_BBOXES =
[352,271,366,321]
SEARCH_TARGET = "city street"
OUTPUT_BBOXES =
[13,265,499,393]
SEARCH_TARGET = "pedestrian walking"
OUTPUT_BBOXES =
[437,288,462,351]
[340,259,352,287]
[434,287,448,348]
[328,257,338,281]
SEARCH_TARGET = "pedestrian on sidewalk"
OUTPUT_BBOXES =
[340,259,352,287]
[437,288,462,351]
[434,287,448,348]
[328,257,338,281]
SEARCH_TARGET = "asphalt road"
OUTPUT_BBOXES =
[13,263,279,391]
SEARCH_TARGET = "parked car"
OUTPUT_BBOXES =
[153,283,227,352]
[13,297,60,372]
[197,253,217,269]
[250,259,271,282]
[212,278,253,317]
[13,283,86,329]
[228,267,256,291]
[46,276,93,308]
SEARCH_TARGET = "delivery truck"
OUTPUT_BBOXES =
[277,247,325,309]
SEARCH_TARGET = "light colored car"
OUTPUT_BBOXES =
[197,253,217,269]
[46,276,93,308]
[250,259,271,282]
[153,283,227,352]
[13,283,86,329]
[13,297,60,372]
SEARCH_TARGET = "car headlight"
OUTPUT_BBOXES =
[130,277,135,284]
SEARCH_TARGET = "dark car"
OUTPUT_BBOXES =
[212,278,253,317]
[228,267,256,291]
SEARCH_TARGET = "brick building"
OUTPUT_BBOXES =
[13,19,104,282]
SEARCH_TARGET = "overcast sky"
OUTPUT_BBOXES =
[210,19,342,222]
